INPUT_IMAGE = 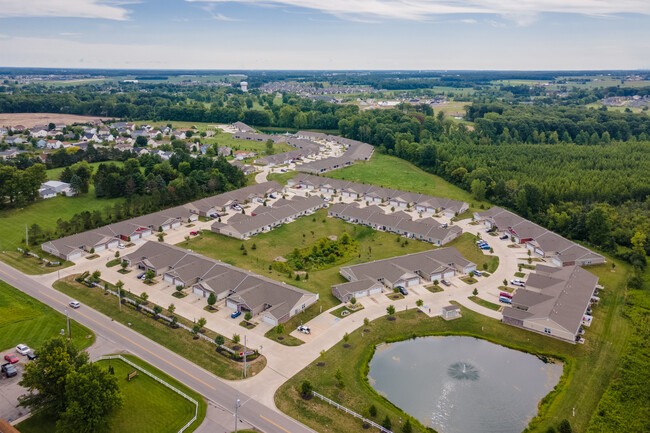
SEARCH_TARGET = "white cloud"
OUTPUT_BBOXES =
[196,3,241,21]
[186,0,650,24]
[59,32,81,36]
[460,18,477,23]
[0,0,131,20]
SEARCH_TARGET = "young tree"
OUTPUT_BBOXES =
[167,303,176,315]
[207,292,217,308]
[215,335,225,346]
[56,363,123,433]
[153,305,162,317]
[382,415,392,430]
[91,270,101,282]
[368,404,377,418]
[244,312,253,323]
[232,334,241,345]
[473,288,478,296]
[276,323,285,334]
[363,317,370,327]
[140,292,149,303]
[402,419,412,433]
[300,380,313,397]
[343,332,349,343]
[120,260,128,272]
[558,419,572,433]
[175,285,184,295]
[197,317,207,331]
[416,299,424,307]
[144,269,155,283]
[386,305,396,316]
[349,297,357,305]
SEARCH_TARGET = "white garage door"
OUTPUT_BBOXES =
[107,240,119,249]
[226,300,239,310]
[68,252,82,260]
[164,275,174,284]
[193,287,204,297]
[443,270,455,279]
[171,222,181,228]
[94,245,105,252]
[430,273,442,281]
[262,315,277,326]
[369,287,382,295]
[406,278,419,287]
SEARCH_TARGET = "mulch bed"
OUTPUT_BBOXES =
[343,344,351,348]
[317,362,325,367]
[387,316,396,321]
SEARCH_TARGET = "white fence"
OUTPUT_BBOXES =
[94,355,198,433]
[87,280,231,350]
[312,391,393,433]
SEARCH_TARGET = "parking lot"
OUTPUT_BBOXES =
[0,348,31,423]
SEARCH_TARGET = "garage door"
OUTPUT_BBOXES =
[107,240,119,249]
[193,287,204,297]
[369,286,382,295]
[164,275,174,284]
[171,222,181,228]
[443,270,455,279]
[430,273,442,281]
[68,252,82,260]
[94,245,105,252]
[262,315,277,326]
[226,300,239,310]
[406,278,419,287]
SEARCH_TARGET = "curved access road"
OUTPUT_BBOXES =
[0,262,314,433]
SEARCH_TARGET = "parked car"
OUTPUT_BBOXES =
[441,223,448,228]
[118,243,125,249]
[232,205,242,211]
[4,354,18,364]
[280,169,287,172]
[69,300,81,309]
[500,292,513,299]
[137,272,146,280]
[441,279,452,286]
[1,363,17,378]
[323,197,329,201]
[269,194,276,199]
[511,279,525,287]
[480,245,491,250]
[499,234,509,240]
[473,270,483,277]
[397,286,409,296]
[297,325,310,334]
[190,231,199,236]
[208,213,219,218]
[231,311,242,319]
[16,344,30,356]
[499,296,512,304]
[26,350,36,361]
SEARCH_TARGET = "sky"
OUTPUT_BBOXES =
[0,0,649,70]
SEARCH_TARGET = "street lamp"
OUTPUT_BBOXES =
[234,395,256,433]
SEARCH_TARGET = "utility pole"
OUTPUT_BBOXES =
[243,335,247,379]
[65,308,70,338]
[25,224,28,247]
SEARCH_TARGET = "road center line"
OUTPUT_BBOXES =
[260,414,293,433]
[39,290,217,391]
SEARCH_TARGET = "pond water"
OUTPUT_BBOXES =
[368,336,563,433]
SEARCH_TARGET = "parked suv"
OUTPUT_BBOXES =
[397,286,408,296]
[1,363,17,378]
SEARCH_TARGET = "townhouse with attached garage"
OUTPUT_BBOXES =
[502,264,601,343]
[41,205,198,260]
[288,173,468,217]
[183,181,282,217]
[211,195,327,239]
[474,207,605,267]
[333,247,476,302]
[328,202,462,245]
[123,242,318,325]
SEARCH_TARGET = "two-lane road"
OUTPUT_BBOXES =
[0,262,314,433]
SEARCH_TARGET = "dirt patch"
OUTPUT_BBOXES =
[0,113,114,128]
[316,362,325,367]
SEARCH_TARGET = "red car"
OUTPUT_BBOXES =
[190,231,199,236]
[4,353,19,364]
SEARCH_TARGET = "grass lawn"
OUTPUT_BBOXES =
[0,251,73,275]
[267,171,299,185]
[445,232,499,273]
[468,295,501,311]
[18,354,207,433]
[275,254,634,433]
[0,184,124,251]
[0,280,94,352]
[178,209,433,313]
[264,328,305,346]
[52,276,266,380]
[324,153,491,211]
[201,133,294,155]
[330,305,364,318]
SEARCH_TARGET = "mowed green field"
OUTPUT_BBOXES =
[18,355,206,433]
[0,280,94,351]
[325,153,490,210]
[0,184,123,251]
